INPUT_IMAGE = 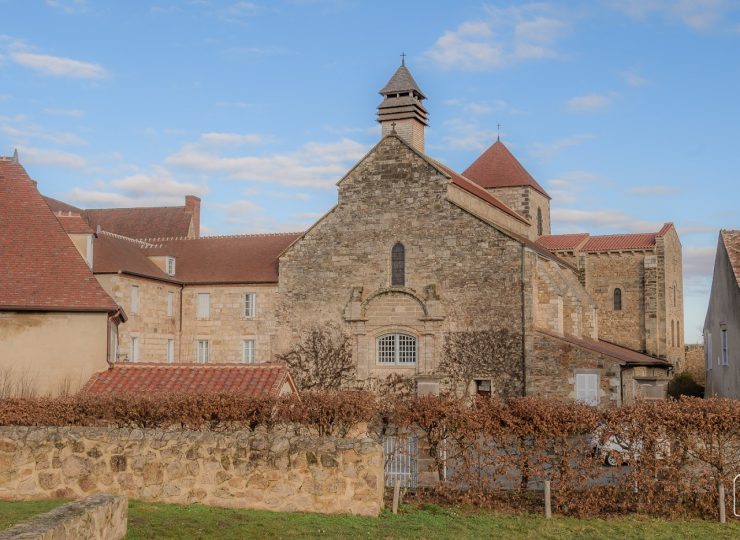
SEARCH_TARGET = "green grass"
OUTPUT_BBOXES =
[1,499,737,539]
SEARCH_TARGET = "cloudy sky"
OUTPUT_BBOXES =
[2,1,739,341]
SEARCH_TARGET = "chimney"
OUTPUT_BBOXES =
[185,195,201,238]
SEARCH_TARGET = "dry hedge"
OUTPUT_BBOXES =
[1,392,737,519]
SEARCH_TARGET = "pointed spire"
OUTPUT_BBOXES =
[463,140,550,199]
[11,148,18,163]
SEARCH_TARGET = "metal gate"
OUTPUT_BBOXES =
[383,435,418,488]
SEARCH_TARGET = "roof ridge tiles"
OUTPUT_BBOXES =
[97,230,160,248]
[139,231,305,242]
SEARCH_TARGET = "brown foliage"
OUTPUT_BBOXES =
[275,324,355,391]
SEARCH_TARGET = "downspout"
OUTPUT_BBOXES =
[178,283,184,363]
[520,244,527,396]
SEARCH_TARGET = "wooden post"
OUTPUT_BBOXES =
[544,480,552,519]
[392,478,401,515]
[719,482,726,523]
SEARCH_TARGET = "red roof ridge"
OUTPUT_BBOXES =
[656,222,674,237]
[140,231,305,243]
[98,230,159,248]
[86,204,188,212]
[108,362,288,370]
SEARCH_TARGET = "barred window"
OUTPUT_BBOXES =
[391,243,405,287]
[377,333,416,365]
[613,288,622,311]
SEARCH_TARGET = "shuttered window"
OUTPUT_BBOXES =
[575,373,599,406]
[197,293,210,320]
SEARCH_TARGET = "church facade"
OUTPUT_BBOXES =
[3,63,684,404]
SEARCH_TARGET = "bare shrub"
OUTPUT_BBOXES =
[276,324,355,391]
[438,327,523,397]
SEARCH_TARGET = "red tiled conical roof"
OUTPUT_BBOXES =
[463,140,550,199]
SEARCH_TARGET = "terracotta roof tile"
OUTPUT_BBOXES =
[536,233,590,251]
[433,159,530,225]
[142,233,302,284]
[0,160,117,312]
[720,230,740,286]
[537,330,672,367]
[84,206,194,239]
[93,232,173,282]
[43,196,82,215]
[55,213,93,234]
[463,140,550,198]
[536,224,675,253]
[81,363,296,397]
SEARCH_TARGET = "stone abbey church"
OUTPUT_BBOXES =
[0,63,685,406]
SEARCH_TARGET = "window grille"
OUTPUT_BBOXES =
[383,435,418,488]
[377,333,416,365]
[391,243,405,287]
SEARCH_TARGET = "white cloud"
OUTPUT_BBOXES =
[529,134,594,158]
[625,185,679,195]
[551,208,659,233]
[46,0,88,14]
[200,132,269,145]
[566,92,618,112]
[436,118,498,151]
[10,52,107,79]
[622,70,652,87]
[219,1,259,23]
[425,4,568,70]
[17,146,86,168]
[43,108,85,118]
[608,0,736,31]
[0,115,86,146]
[546,170,607,204]
[166,136,368,188]
[683,245,716,278]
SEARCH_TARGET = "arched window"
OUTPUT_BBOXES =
[377,333,417,365]
[672,283,677,307]
[613,288,622,311]
[537,208,543,236]
[391,242,405,287]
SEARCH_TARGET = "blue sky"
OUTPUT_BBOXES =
[2,1,739,341]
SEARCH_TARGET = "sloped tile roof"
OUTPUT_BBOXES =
[536,233,590,251]
[379,64,426,98]
[93,232,173,282]
[536,224,675,253]
[463,140,550,198]
[55,213,93,234]
[43,196,82,215]
[84,206,194,239]
[720,230,740,286]
[0,160,117,312]
[141,233,302,284]
[433,159,530,225]
[537,330,671,367]
[81,363,296,397]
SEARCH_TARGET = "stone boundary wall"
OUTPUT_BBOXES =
[0,494,127,540]
[0,426,384,516]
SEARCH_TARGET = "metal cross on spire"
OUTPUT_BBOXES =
[400,52,406,66]
[497,123,501,141]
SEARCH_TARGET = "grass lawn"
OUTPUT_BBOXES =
[1,499,738,539]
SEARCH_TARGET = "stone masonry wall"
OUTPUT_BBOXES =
[0,426,384,516]
[180,284,279,364]
[684,344,705,385]
[276,135,525,387]
[528,332,623,408]
[0,494,127,540]
[97,274,180,363]
[658,228,685,368]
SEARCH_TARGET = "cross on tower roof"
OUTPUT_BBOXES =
[400,52,406,66]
